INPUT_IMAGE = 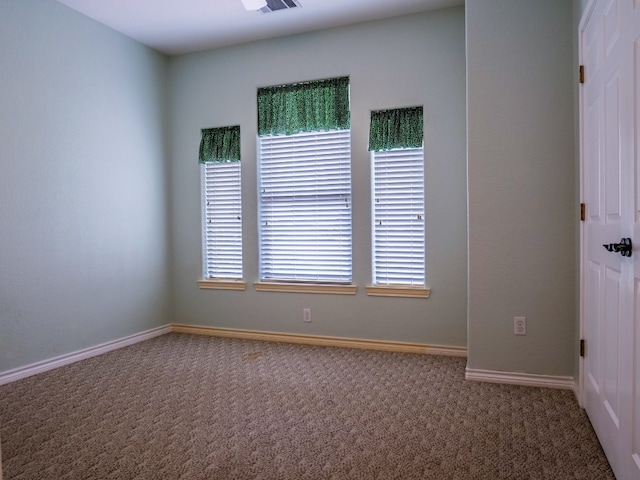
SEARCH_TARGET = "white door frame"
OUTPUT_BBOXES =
[577,0,594,411]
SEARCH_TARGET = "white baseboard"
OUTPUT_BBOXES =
[0,323,464,386]
[172,323,468,357]
[465,367,575,390]
[1,323,580,394]
[0,325,171,386]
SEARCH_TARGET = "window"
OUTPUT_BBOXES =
[372,146,424,285]
[202,161,243,280]
[256,77,353,288]
[367,107,428,297]
[198,126,244,287]
[259,129,351,283]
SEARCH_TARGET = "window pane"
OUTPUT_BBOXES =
[259,130,352,283]
[202,162,243,279]
[372,148,425,285]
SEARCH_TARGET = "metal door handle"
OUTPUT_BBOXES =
[602,237,633,257]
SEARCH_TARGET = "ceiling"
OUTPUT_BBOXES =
[56,0,464,56]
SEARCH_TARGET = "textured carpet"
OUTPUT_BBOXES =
[0,333,613,479]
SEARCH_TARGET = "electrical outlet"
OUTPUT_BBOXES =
[514,317,526,335]
[303,308,311,323]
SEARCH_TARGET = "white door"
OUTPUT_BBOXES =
[581,0,640,478]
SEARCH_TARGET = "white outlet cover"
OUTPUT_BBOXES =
[514,316,526,335]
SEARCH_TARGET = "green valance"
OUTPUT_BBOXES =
[368,107,423,152]
[198,125,241,164]
[257,77,350,136]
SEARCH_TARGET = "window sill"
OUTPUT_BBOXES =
[366,285,430,298]
[198,279,247,291]
[254,282,357,295]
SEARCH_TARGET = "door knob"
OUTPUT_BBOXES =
[602,237,633,257]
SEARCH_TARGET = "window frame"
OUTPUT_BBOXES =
[368,145,429,298]
[257,128,354,289]
[199,160,245,290]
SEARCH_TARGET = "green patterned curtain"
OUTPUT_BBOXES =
[368,107,423,151]
[257,77,350,136]
[198,125,241,164]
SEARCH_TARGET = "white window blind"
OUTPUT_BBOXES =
[259,129,352,283]
[202,162,243,279]
[372,147,425,285]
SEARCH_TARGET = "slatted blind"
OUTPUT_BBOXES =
[202,162,243,279]
[372,147,425,285]
[259,129,352,283]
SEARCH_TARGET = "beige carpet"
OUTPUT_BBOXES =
[0,333,613,479]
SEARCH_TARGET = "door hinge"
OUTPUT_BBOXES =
[579,65,585,84]
[580,339,586,357]
[580,203,586,221]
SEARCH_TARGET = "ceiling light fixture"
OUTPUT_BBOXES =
[241,0,267,11]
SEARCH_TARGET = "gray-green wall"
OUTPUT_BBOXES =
[0,0,171,372]
[466,0,576,376]
[1,0,580,381]
[167,8,468,347]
